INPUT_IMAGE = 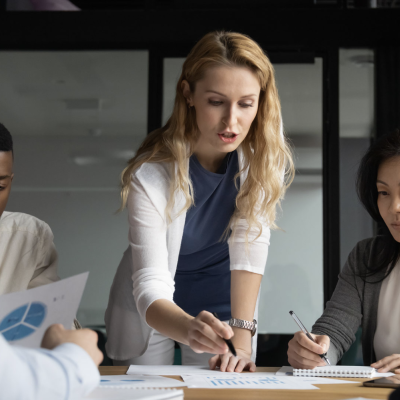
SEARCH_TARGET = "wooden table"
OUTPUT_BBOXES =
[99,366,394,399]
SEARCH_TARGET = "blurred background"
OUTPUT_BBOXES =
[1,0,399,366]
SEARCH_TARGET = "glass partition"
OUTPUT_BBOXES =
[339,48,374,365]
[339,49,374,268]
[2,50,149,326]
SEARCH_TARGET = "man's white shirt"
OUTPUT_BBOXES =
[0,334,99,400]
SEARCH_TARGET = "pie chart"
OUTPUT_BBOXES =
[0,302,47,341]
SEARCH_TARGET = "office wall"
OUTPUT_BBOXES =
[259,176,323,333]
[7,135,143,326]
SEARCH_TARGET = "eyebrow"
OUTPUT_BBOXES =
[0,175,11,180]
[376,179,400,186]
[205,90,257,98]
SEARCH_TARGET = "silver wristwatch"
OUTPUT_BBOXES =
[229,318,257,337]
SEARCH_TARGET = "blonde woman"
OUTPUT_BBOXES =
[105,31,294,372]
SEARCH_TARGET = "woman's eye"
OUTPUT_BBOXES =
[378,191,389,196]
[208,100,223,106]
[240,103,253,108]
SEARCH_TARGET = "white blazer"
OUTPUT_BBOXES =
[105,146,271,361]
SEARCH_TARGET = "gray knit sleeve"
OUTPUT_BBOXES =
[311,239,371,365]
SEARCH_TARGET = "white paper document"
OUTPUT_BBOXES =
[0,273,88,348]
[127,365,239,376]
[181,373,318,390]
[86,388,184,400]
[100,375,187,388]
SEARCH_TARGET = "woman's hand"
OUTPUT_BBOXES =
[186,311,233,355]
[288,331,330,369]
[209,348,256,372]
[372,354,400,373]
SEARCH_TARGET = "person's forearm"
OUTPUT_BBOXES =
[230,270,262,352]
[2,342,99,400]
[146,299,194,345]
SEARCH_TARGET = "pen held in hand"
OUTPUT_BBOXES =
[289,310,331,366]
[212,312,237,357]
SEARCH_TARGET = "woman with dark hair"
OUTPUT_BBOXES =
[287,129,400,373]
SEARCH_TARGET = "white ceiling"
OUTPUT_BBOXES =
[0,51,148,138]
[0,48,373,141]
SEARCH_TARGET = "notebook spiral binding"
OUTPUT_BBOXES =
[293,367,375,378]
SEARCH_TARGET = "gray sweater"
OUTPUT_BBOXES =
[312,237,388,366]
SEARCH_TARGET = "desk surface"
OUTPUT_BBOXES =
[99,366,394,400]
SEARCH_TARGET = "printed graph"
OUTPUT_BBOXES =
[208,377,287,387]
[0,302,47,341]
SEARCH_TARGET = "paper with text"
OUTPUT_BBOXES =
[0,273,88,348]
[181,373,318,389]
[100,375,187,388]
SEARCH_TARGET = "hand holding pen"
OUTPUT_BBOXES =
[287,311,331,369]
[212,313,237,356]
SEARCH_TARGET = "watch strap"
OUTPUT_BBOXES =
[229,318,257,336]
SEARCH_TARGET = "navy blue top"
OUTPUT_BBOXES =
[173,151,239,321]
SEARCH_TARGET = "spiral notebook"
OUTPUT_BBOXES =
[293,366,376,378]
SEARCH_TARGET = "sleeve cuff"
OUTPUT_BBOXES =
[52,343,100,394]
[230,264,265,275]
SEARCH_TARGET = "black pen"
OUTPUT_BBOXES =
[212,312,237,357]
[289,310,331,365]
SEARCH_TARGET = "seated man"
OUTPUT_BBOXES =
[1,323,102,399]
[0,123,59,295]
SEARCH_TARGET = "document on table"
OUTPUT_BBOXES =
[99,375,187,388]
[181,373,318,390]
[276,366,394,378]
[86,388,184,399]
[127,365,239,376]
[0,273,88,348]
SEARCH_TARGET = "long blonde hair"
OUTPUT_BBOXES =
[121,31,294,239]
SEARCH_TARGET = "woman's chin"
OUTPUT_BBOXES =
[389,228,400,243]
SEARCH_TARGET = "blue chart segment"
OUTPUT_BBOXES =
[209,377,286,387]
[0,302,47,341]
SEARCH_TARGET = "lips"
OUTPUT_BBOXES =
[218,131,238,144]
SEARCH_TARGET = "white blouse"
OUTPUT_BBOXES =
[374,260,400,361]
[105,146,271,361]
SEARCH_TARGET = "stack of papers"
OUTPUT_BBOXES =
[86,388,183,400]
[127,365,230,376]
[100,375,187,388]
[127,365,363,390]
[86,376,185,399]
